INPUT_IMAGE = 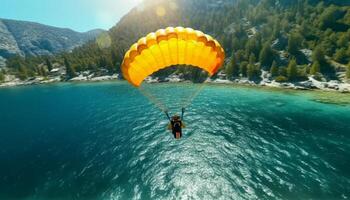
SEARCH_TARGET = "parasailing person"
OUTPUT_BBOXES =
[166,108,186,139]
[121,27,225,139]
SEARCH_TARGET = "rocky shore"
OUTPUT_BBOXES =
[0,73,120,88]
[148,73,350,93]
[1,72,350,93]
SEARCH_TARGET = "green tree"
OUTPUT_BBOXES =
[334,48,348,64]
[88,62,98,73]
[337,33,349,48]
[98,56,107,68]
[319,5,342,30]
[247,53,261,80]
[275,75,288,82]
[270,61,279,77]
[64,57,76,79]
[240,61,248,77]
[235,50,246,63]
[259,42,274,69]
[247,53,260,80]
[225,57,239,79]
[278,66,287,77]
[46,58,53,72]
[247,63,255,80]
[0,70,4,82]
[315,46,335,74]
[287,59,298,81]
[39,66,47,77]
[287,32,303,55]
[312,46,327,65]
[18,64,28,80]
[310,61,321,75]
[111,49,119,66]
[347,63,350,79]
[249,53,256,65]
[245,37,260,58]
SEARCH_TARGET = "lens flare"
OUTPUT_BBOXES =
[96,32,112,49]
[169,2,178,10]
[156,6,166,17]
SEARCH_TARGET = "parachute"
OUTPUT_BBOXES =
[122,27,225,87]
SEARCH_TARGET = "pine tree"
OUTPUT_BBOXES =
[40,66,47,77]
[46,58,53,72]
[64,57,76,79]
[245,38,259,58]
[225,57,239,79]
[287,59,298,81]
[18,64,28,80]
[337,33,349,48]
[287,32,303,55]
[106,58,115,74]
[312,46,326,64]
[0,70,4,82]
[88,62,98,73]
[312,46,334,73]
[98,57,107,68]
[270,61,279,77]
[334,48,347,64]
[310,61,321,75]
[259,42,274,69]
[240,61,248,77]
[247,63,255,80]
[247,53,260,80]
[279,67,287,77]
[249,53,256,65]
[346,63,350,79]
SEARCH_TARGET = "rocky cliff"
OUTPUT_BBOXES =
[0,18,105,66]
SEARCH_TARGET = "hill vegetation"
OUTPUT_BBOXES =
[2,0,350,83]
[0,19,104,69]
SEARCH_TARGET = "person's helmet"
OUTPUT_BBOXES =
[172,115,180,120]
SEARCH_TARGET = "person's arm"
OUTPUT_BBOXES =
[167,123,172,130]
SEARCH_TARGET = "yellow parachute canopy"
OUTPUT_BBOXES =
[122,27,225,87]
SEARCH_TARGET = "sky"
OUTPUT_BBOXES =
[0,0,142,32]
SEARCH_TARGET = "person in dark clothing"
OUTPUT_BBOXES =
[165,108,185,139]
[167,115,186,139]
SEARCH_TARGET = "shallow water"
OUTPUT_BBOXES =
[0,82,349,200]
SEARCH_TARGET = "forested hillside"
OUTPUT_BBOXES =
[2,0,350,83]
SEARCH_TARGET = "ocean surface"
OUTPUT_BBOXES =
[0,81,349,200]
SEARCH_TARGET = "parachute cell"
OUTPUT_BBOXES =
[122,27,225,87]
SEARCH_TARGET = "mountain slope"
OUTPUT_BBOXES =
[3,0,350,83]
[0,18,105,65]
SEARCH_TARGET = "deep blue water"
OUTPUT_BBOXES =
[0,81,349,200]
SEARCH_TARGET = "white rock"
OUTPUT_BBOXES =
[212,79,232,84]
[70,75,87,81]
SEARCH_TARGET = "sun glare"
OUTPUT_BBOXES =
[156,6,166,17]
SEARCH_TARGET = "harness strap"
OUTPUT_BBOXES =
[181,83,206,109]
[139,86,169,112]
[165,111,171,121]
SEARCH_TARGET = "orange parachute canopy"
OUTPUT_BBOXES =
[121,27,225,87]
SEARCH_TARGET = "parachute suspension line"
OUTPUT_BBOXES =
[139,86,169,113]
[181,83,207,109]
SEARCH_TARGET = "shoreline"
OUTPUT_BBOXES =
[1,75,349,106]
[1,74,350,93]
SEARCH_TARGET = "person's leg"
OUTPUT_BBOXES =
[172,131,177,139]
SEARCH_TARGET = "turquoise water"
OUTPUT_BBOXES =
[0,82,349,200]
